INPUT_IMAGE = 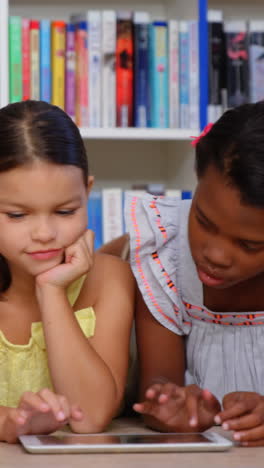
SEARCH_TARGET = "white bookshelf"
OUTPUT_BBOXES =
[1,0,199,191]
[80,128,199,141]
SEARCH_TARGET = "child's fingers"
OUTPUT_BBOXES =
[133,402,153,415]
[202,389,221,411]
[215,400,252,424]
[145,384,164,401]
[222,412,264,432]
[185,393,200,427]
[19,391,50,413]
[70,404,84,421]
[232,425,264,444]
[38,388,68,422]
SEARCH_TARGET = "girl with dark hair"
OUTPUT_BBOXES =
[125,101,264,446]
[0,100,134,443]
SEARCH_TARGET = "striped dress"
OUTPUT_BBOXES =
[125,193,264,402]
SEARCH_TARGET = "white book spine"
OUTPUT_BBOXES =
[0,0,9,107]
[88,11,102,127]
[102,188,123,243]
[169,20,179,128]
[188,20,199,130]
[249,20,264,103]
[102,10,116,127]
[224,20,247,33]
[165,189,181,198]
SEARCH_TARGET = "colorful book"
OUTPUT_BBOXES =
[149,21,169,128]
[0,0,8,108]
[88,11,102,128]
[179,20,189,128]
[188,20,199,129]
[116,11,134,127]
[224,20,249,108]
[207,10,225,122]
[30,20,40,100]
[134,12,150,128]
[75,20,89,127]
[51,20,66,109]
[168,19,179,128]
[22,18,30,101]
[40,19,51,103]
[87,191,103,250]
[102,10,116,127]
[249,20,264,103]
[181,190,192,199]
[9,16,22,103]
[65,23,76,121]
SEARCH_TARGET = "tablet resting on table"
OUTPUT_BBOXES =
[19,431,233,453]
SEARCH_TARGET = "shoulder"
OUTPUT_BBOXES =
[74,252,135,311]
[125,193,190,245]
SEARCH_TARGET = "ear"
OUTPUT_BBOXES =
[86,175,94,198]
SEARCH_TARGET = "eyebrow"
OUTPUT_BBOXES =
[0,196,83,209]
[196,203,264,246]
[195,204,215,226]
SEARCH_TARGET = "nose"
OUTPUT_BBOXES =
[31,217,56,243]
[202,241,232,270]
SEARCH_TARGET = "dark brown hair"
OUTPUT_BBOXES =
[0,100,89,292]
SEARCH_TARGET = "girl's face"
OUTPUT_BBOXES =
[0,160,90,278]
[189,164,264,289]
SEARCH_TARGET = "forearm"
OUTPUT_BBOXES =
[38,287,119,432]
[0,406,14,443]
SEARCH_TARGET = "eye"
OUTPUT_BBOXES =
[238,240,264,253]
[196,214,210,229]
[56,209,77,216]
[6,212,25,219]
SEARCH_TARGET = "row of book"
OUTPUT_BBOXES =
[8,12,199,130]
[208,10,264,123]
[88,187,192,249]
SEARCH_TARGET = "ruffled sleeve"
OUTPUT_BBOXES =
[125,193,191,335]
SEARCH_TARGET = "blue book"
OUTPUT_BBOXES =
[179,21,190,128]
[87,191,103,250]
[181,190,192,200]
[134,12,150,127]
[40,19,51,102]
[149,21,169,128]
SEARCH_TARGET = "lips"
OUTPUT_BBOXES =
[197,266,225,287]
[27,249,62,260]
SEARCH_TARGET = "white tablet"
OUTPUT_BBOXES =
[19,431,233,454]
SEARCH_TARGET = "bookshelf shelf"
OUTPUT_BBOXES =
[1,0,199,192]
[79,127,199,141]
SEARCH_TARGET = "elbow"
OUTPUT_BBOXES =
[69,398,122,434]
[69,411,115,434]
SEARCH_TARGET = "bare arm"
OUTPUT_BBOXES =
[135,287,186,430]
[37,254,135,433]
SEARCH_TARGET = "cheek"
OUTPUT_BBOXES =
[62,214,88,245]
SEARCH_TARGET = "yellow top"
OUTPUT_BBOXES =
[0,276,96,407]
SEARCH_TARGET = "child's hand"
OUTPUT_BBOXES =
[215,391,264,446]
[36,230,94,289]
[133,381,220,432]
[3,388,83,443]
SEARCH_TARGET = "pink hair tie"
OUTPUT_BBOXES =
[190,123,214,147]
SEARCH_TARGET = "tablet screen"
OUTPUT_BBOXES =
[36,433,213,446]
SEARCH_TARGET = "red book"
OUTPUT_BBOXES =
[116,11,134,127]
[22,18,30,101]
[30,19,40,100]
